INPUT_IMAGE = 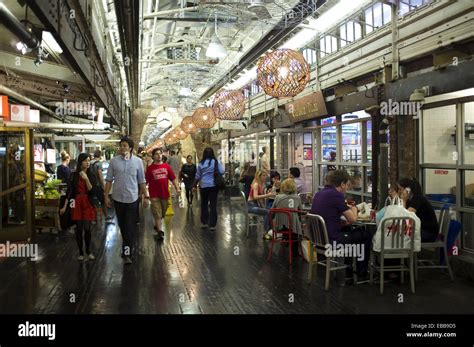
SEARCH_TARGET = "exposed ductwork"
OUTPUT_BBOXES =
[0,2,41,51]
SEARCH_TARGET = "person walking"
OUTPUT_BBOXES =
[145,148,181,238]
[60,153,98,261]
[104,137,148,265]
[90,149,109,221]
[193,148,224,231]
[167,150,181,197]
[180,155,197,206]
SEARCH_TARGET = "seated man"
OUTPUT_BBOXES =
[288,167,308,195]
[311,170,372,278]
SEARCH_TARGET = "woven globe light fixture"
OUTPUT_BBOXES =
[257,48,310,98]
[212,89,245,120]
[192,107,217,129]
[175,126,188,140]
[181,116,197,134]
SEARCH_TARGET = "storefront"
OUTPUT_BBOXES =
[0,127,34,241]
[420,89,474,252]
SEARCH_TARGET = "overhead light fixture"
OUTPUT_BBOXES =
[16,41,30,55]
[179,87,192,97]
[42,31,63,54]
[206,14,227,59]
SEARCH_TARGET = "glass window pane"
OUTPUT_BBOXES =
[365,8,373,26]
[464,102,474,164]
[461,213,474,251]
[365,167,372,193]
[424,168,457,204]
[464,170,474,208]
[422,105,457,163]
[1,190,27,229]
[382,3,391,25]
[331,37,338,53]
[399,2,410,16]
[347,21,354,41]
[367,120,372,162]
[342,122,362,163]
[325,36,331,52]
[340,24,346,41]
[411,0,423,7]
[321,116,337,161]
[354,22,362,40]
[373,3,383,27]
[341,166,363,192]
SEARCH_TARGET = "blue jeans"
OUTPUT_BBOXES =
[248,201,270,231]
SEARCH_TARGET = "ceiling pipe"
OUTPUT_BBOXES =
[0,84,64,122]
[0,2,40,51]
[3,121,110,130]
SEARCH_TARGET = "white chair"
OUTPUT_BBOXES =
[306,213,357,291]
[241,190,263,238]
[369,216,416,294]
[415,206,454,280]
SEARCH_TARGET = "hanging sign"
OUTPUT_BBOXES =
[219,120,248,130]
[34,144,44,162]
[29,109,40,123]
[0,95,9,120]
[284,91,328,123]
[10,105,30,122]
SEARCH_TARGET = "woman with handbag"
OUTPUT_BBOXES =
[60,153,98,261]
[193,148,225,231]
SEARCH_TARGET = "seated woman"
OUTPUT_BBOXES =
[271,178,303,241]
[398,177,439,242]
[266,171,281,208]
[248,170,275,240]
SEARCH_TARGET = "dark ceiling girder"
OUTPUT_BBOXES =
[199,0,326,102]
[114,0,139,111]
[26,0,121,127]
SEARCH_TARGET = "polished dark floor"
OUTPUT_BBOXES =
[1,196,473,314]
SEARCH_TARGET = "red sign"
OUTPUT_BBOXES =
[434,170,449,175]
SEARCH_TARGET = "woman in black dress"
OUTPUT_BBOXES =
[180,155,197,206]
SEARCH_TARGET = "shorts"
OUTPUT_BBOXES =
[151,198,168,220]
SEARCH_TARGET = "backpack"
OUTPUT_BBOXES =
[89,160,102,187]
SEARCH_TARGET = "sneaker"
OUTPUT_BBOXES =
[87,253,95,261]
[209,226,216,231]
[77,255,84,261]
[123,256,133,265]
[201,224,208,229]
[263,233,272,240]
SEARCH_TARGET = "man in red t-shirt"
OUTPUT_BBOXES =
[145,148,181,238]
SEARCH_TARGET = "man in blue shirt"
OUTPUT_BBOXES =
[104,137,148,264]
[311,170,371,278]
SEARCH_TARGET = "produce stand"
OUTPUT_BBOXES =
[34,179,63,233]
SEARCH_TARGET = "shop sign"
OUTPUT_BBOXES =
[10,104,30,122]
[284,91,328,123]
[29,109,40,123]
[434,170,449,175]
[219,120,248,130]
[0,95,9,120]
[34,144,44,162]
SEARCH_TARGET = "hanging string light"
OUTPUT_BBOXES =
[175,126,188,140]
[257,48,310,98]
[212,89,245,120]
[192,107,217,129]
[181,116,197,134]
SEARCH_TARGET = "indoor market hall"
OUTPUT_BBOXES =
[0,0,473,345]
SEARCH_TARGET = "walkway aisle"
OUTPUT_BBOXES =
[0,197,473,314]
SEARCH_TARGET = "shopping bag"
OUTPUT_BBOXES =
[373,199,421,252]
[300,239,317,263]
